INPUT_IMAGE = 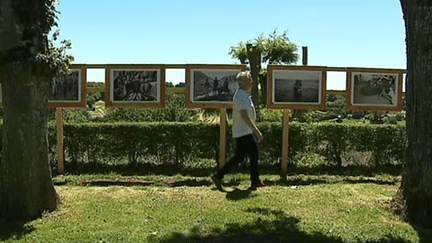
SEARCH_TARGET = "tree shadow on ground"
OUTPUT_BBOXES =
[56,160,403,179]
[225,187,255,201]
[157,207,412,243]
[415,226,432,243]
[0,221,35,242]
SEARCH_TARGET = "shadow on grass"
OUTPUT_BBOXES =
[225,188,255,201]
[0,221,35,242]
[157,207,412,243]
[59,162,215,177]
[55,160,402,179]
[415,226,432,243]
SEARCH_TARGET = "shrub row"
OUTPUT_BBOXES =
[58,122,406,169]
[63,122,220,166]
[0,122,406,173]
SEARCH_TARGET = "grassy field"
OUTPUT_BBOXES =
[1,174,431,243]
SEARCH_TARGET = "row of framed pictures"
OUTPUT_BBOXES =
[267,65,404,111]
[15,64,404,111]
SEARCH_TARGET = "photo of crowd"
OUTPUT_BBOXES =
[49,70,81,101]
[111,70,159,102]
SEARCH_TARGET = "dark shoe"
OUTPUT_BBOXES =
[250,181,265,190]
[211,175,224,192]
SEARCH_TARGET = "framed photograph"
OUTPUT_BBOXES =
[267,65,327,109]
[346,68,403,111]
[106,65,165,108]
[48,65,87,107]
[185,64,246,108]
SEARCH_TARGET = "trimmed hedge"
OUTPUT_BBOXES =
[61,122,406,169]
[64,122,220,166]
[0,122,407,173]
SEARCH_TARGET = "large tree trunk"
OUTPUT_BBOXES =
[0,0,59,221]
[398,0,432,229]
[0,69,58,221]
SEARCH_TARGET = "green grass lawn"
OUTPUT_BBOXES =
[1,175,431,243]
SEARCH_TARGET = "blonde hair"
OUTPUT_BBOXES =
[236,71,251,82]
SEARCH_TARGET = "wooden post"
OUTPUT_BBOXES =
[281,109,291,180]
[219,108,227,168]
[56,107,65,175]
[302,46,308,66]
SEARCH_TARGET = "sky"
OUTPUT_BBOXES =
[56,0,406,90]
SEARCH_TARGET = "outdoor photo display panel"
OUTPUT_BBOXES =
[267,65,327,109]
[346,68,403,111]
[106,66,165,108]
[186,64,246,108]
[48,66,87,107]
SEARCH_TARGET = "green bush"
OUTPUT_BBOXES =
[383,116,398,125]
[0,121,407,175]
[104,93,196,122]
[257,107,283,122]
[59,122,406,171]
[64,109,91,123]
[64,122,220,166]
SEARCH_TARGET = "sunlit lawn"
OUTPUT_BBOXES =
[1,175,431,243]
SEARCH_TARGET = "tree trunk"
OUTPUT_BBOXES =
[398,0,432,229]
[0,69,59,221]
[246,44,261,106]
[0,0,59,221]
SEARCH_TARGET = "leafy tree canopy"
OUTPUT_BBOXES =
[228,29,299,65]
[0,0,73,77]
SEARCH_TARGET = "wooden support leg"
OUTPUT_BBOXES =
[281,109,291,180]
[56,107,65,175]
[219,108,227,169]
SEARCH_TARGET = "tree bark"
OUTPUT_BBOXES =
[246,44,261,106]
[398,0,432,229]
[0,0,59,221]
[0,70,58,221]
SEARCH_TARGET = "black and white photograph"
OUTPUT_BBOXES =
[191,69,239,102]
[110,69,160,103]
[267,66,326,109]
[273,70,322,104]
[185,65,246,108]
[346,68,403,111]
[49,69,81,102]
[48,66,87,107]
[351,72,398,106]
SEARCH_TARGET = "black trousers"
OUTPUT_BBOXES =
[215,134,260,184]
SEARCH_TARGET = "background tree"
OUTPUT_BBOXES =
[0,0,73,221]
[395,0,432,229]
[229,29,299,105]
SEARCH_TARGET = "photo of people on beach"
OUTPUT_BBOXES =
[190,68,241,102]
[273,69,322,105]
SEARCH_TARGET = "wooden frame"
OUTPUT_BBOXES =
[106,65,165,108]
[185,64,246,108]
[267,65,327,109]
[346,68,403,111]
[48,65,87,107]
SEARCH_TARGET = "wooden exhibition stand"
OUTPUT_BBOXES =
[53,64,406,176]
